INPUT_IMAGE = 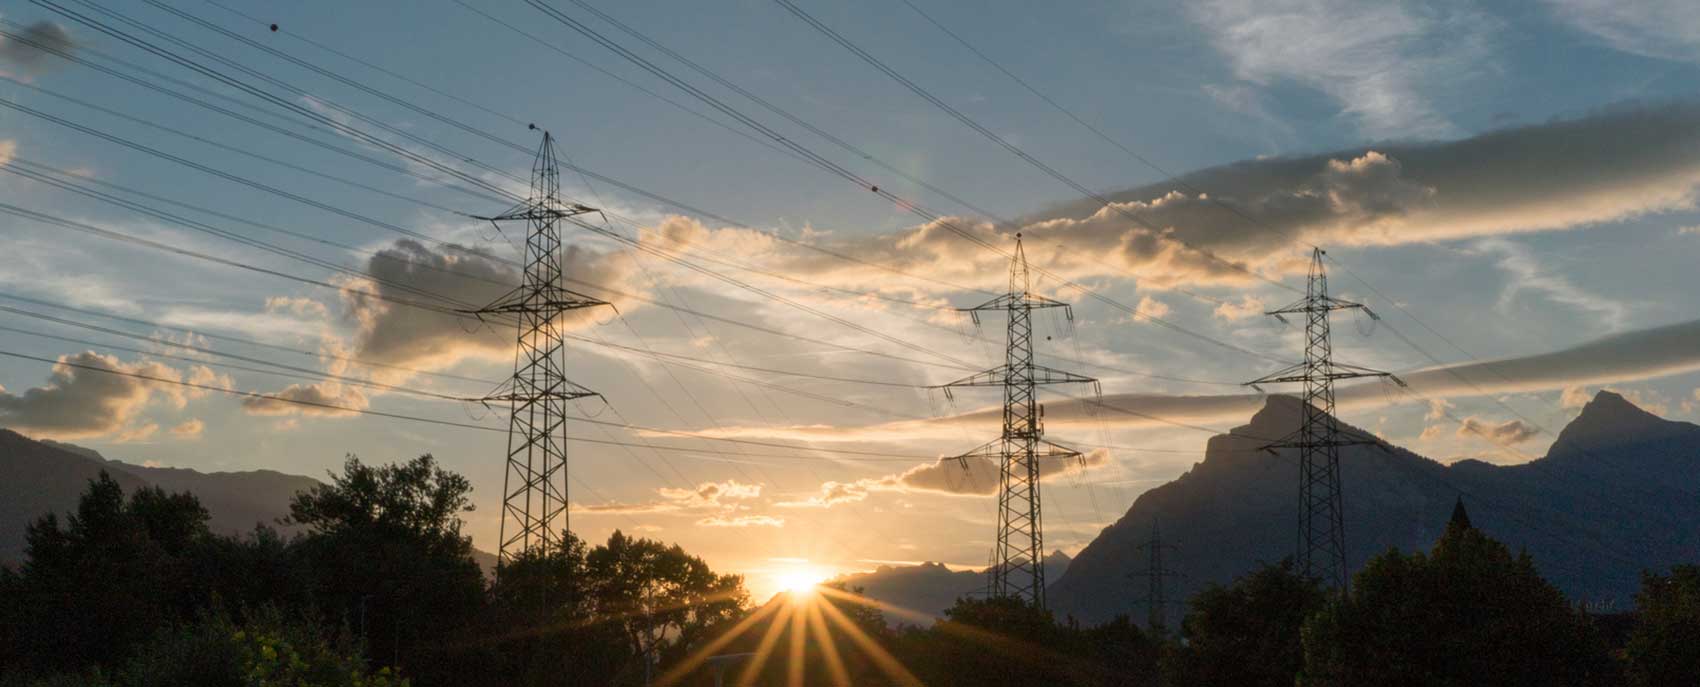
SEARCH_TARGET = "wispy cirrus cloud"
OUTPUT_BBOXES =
[1186,0,1497,139]
[1545,0,1700,63]
[1471,238,1630,332]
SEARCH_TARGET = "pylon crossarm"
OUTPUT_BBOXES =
[1034,438,1085,465]
[959,292,1072,313]
[1327,361,1396,379]
[932,365,1010,390]
[477,389,602,403]
[945,439,1005,469]
[933,363,1097,390]
[1030,363,1097,386]
[474,202,598,223]
[460,285,611,316]
[1266,296,1368,316]
[1246,361,1307,387]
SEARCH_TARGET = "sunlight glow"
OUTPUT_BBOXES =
[775,566,829,595]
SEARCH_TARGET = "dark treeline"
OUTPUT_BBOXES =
[2,456,1697,686]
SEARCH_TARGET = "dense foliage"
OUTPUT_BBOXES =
[0,456,744,687]
[1300,514,1616,686]
[4,459,1695,686]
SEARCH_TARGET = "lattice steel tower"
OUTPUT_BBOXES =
[1246,247,1396,591]
[935,234,1097,608]
[1130,519,1179,633]
[465,130,608,567]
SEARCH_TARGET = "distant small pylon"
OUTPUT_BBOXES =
[1129,519,1180,634]
[1245,247,1402,592]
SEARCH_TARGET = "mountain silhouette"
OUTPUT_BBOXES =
[830,550,1072,625]
[1046,390,1700,626]
[0,429,318,564]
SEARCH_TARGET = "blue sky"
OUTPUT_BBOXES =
[5,0,1700,596]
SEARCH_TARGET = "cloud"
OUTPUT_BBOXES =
[169,418,204,439]
[708,315,1700,443]
[1455,416,1539,445]
[113,422,159,443]
[1186,0,1496,138]
[329,239,636,382]
[1425,398,1454,421]
[696,515,785,528]
[1212,295,1266,320]
[777,448,1114,504]
[0,140,15,168]
[0,351,186,439]
[745,102,1700,295]
[1561,385,1592,409]
[656,479,763,508]
[1471,238,1629,331]
[0,21,77,78]
[1545,0,1700,63]
[575,479,764,515]
[777,480,870,508]
[1134,296,1171,320]
[240,382,368,417]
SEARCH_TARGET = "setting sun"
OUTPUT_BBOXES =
[774,566,830,595]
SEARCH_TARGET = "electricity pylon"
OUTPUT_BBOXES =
[1129,519,1179,634]
[934,233,1098,609]
[463,130,609,568]
[1246,247,1399,591]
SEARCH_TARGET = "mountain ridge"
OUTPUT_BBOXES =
[0,428,319,564]
[1045,390,1700,626]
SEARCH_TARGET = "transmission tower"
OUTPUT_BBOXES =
[1245,247,1398,591]
[934,233,1098,608]
[1129,519,1179,634]
[463,130,609,568]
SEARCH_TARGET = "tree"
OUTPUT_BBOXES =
[1625,565,1700,687]
[585,531,746,683]
[1162,559,1324,687]
[0,473,214,675]
[287,455,485,684]
[477,536,632,686]
[1299,502,1617,686]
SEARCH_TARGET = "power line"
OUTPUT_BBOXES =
[769,0,1294,295]
[519,0,1283,365]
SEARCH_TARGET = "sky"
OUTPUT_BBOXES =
[4,0,1700,599]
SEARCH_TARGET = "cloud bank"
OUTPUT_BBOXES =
[706,315,1700,443]
[732,102,1700,294]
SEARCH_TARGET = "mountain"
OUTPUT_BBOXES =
[0,430,152,563]
[0,429,319,564]
[831,550,1072,626]
[1046,391,1700,626]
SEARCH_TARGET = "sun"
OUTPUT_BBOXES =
[774,567,828,595]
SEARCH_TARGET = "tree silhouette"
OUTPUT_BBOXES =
[1625,565,1700,687]
[585,530,746,681]
[286,454,485,684]
[1,472,213,674]
[1299,501,1616,686]
[1161,558,1324,687]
